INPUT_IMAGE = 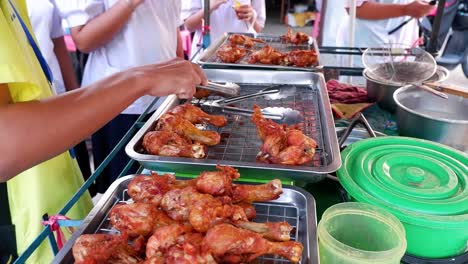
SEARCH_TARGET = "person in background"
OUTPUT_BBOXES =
[184,0,266,56]
[55,0,185,195]
[337,0,435,48]
[26,0,93,191]
[1,1,204,263]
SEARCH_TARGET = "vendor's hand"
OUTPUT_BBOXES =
[234,4,256,22]
[403,1,435,18]
[138,58,207,99]
[210,0,228,12]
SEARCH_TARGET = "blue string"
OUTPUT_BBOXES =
[7,0,53,83]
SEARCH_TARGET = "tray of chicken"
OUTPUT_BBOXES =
[126,69,341,182]
[198,30,322,71]
[52,166,319,264]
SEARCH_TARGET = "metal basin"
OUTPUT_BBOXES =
[364,66,449,113]
[394,85,468,152]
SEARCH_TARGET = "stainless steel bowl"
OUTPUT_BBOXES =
[364,66,450,113]
[394,85,468,152]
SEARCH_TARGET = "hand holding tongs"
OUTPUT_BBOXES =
[388,0,437,35]
[194,86,303,124]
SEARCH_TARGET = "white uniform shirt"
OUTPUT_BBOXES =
[26,0,66,95]
[185,0,266,56]
[337,0,419,48]
[321,0,349,46]
[56,0,181,114]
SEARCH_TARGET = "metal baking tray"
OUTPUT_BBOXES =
[198,32,323,71]
[126,69,341,182]
[52,175,319,264]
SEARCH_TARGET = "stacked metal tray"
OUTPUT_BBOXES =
[52,175,319,264]
[198,32,323,71]
[126,69,341,182]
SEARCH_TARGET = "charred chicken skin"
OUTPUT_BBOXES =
[168,104,227,127]
[284,49,318,67]
[252,105,317,165]
[72,234,141,264]
[203,224,303,263]
[216,44,247,63]
[228,34,265,48]
[157,113,221,146]
[248,45,285,65]
[143,130,207,158]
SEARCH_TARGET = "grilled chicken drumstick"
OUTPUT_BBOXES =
[228,34,265,48]
[203,223,303,263]
[109,203,176,237]
[157,113,221,146]
[143,130,207,158]
[73,234,141,264]
[168,104,227,127]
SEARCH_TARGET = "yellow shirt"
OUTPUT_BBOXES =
[0,0,92,263]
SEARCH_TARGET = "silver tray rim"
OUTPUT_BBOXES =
[197,32,324,71]
[53,175,319,264]
[125,70,341,178]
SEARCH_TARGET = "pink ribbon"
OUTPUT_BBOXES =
[42,215,75,249]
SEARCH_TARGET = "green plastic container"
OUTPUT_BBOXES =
[318,202,407,264]
[337,136,468,258]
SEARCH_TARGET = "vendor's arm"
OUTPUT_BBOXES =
[0,59,206,182]
[184,0,228,32]
[176,28,185,59]
[348,0,434,20]
[68,0,144,53]
[53,36,79,91]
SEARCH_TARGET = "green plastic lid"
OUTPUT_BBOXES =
[337,136,468,228]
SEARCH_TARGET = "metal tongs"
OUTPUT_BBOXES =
[193,85,303,124]
[196,81,241,97]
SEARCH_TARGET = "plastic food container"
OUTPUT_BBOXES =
[338,137,468,259]
[318,202,407,264]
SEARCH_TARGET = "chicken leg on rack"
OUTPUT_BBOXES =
[168,104,227,127]
[143,130,207,158]
[203,223,303,263]
[252,105,317,165]
[156,113,221,146]
[73,234,141,264]
[109,203,176,237]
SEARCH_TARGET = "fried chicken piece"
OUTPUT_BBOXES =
[110,203,176,237]
[194,88,212,99]
[165,233,216,264]
[140,257,166,264]
[157,113,221,146]
[216,44,247,63]
[252,105,317,165]
[189,201,248,233]
[284,49,318,67]
[232,179,283,203]
[146,224,193,258]
[127,173,186,206]
[203,224,303,263]
[234,221,293,241]
[169,104,227,127]
[281,28,310,45]
[143,131,206,159]
[73,234,141,264]
[228,34,265,48]
[248,45,285,65]
[160,186,213,222]
[235,202,256,220]
[195,165,240,196]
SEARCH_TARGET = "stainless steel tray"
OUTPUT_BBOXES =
[126,69,341,182]
[198,32,323,71]
[52,175,319,264]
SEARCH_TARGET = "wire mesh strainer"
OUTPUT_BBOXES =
[362,44,437,85]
